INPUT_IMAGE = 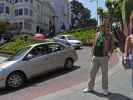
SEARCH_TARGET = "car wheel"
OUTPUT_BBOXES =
[64,58,74,70]
[6,72,26,89]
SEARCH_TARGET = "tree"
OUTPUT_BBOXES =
[87,18,97,28]
[0,21,16,34]
[71,0,96,28]
[105,0,124,21]
[0,21,10,33]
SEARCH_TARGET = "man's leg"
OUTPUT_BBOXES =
[88,57,100,90]
[100,56,109,94]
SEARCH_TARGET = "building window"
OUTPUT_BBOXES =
[16,22,23,30]
[30,0,33,3]
[19,22,23,29]
[24,22,31,30]
[30,9,33,16]
[24,8,28,15]
[6,6,10,14]
[19,8,23,15]
[0,3,4,14]
[15,9,18,16]
[15,0,18,3]
[10,0,15,4]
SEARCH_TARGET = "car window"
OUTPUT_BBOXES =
[27,44,51,59]
[48,43,64,52]
[7,46,31,61]
[60,36,65,39]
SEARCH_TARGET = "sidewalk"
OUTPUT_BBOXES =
[35,50,133,100]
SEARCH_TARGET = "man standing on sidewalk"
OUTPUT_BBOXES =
[83,24,113,95]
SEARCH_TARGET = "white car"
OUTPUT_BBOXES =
[54,35,83,49]
[0,42,78,89]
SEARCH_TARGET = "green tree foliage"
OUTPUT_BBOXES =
[0,21,10,33]
[0,21,16,34]
[61,28,96,45]
[105,0,124,21]
[80,8,91,21]
[87,18,97,28]
[71,0,84,15]
[71,0,97,28]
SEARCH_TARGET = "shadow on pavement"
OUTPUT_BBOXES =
[0,66,80,95]
[108,93,133,100]
[89,91,133,100]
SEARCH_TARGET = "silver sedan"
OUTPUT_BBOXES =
[54,35,83,49]
[0,42,78,89]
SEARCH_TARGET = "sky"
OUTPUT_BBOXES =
[69,0,106,20]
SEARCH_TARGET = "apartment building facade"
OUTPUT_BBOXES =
[0,0,71,34]
[0,0,11,21]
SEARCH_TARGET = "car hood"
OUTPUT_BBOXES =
[0,61,17,69]
[68,40,81,43]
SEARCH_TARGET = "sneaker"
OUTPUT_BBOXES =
[83,88,93,93]
[103,89,109,96]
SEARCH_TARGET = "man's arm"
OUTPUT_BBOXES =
[91,32,98,57]
[124,36,129,58]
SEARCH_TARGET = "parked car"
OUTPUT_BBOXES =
[33,33,47,40]
[0,42,78,89]
[54,35,83,49]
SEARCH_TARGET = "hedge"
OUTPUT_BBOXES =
[60,28,96,45]
[0,28,96,54]
[0,35,50,54]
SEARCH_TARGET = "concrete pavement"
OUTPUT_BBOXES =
[35,49,133,100]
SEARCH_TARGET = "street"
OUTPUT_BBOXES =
[0,47,118,100]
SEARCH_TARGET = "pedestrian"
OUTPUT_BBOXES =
[124,33,133,90]
[83,25,113,95]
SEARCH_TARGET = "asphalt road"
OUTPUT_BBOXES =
[0,47,118,100]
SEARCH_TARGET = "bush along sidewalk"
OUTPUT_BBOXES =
[0,35,50,54]
[0,28,96,54]
[59,28,96,46]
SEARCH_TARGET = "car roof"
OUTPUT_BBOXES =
[30,42,56,47]
[29,41,65,47]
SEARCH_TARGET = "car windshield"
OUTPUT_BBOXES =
[7,46,31,61]
[67,36,77,40]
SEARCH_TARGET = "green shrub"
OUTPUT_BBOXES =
[0,28,96,54]
[0,35,50,54]
[60,28,96,45]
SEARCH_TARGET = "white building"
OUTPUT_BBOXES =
[0,0,71,34]
[13,0,55,34]
[0,0,11,21]
[47,0,71,33]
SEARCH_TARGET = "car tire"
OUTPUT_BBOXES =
[64,58,74,70]
[6,71,26,89]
